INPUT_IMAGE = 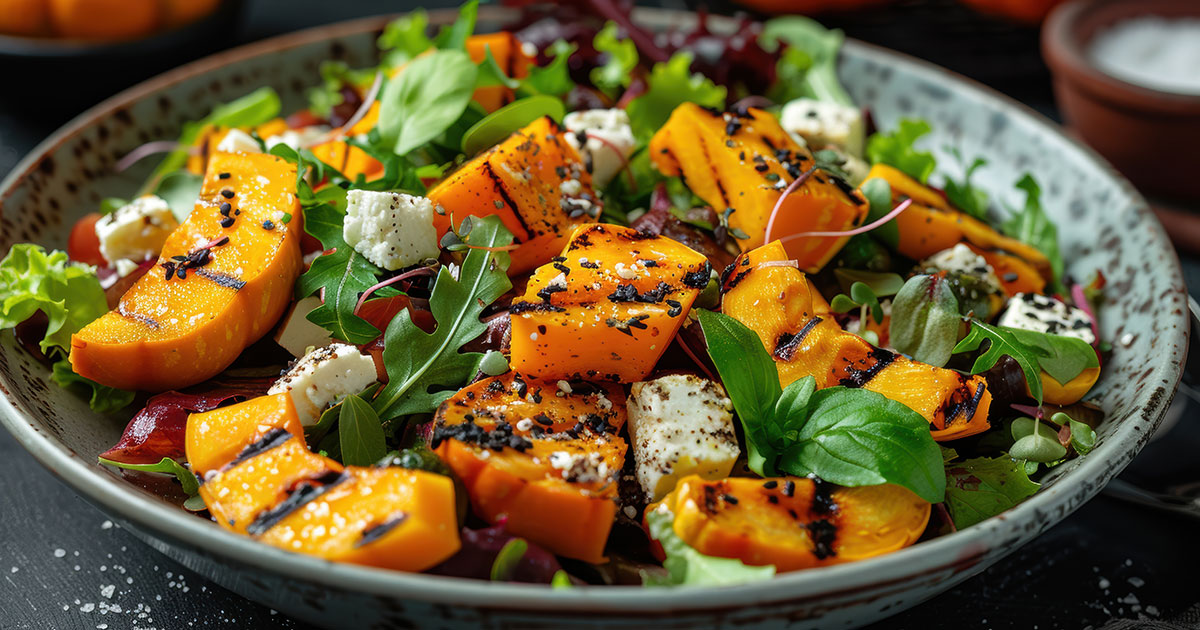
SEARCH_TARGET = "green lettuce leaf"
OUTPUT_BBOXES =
[865,118,937,184]
[591,22,638,97]
[50,360,135,414]
[1003,174,1065,294]
[944,455,1039,530]
[643,506,775,586]
[0,245,107,355]
[378,49,478,156]
[98,456,199,496]
[626,52,727,142]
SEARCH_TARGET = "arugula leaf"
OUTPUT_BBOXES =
[149,87,281,184]
[378,9,433,67]
[778,385,945,503]
[338,394,387,466]
[952,320,1098,404]
[378,50,478,157]
[760,16,853,107]
[153,170,203,222]
[432,0,478,50]
[372,215,514,420]
[293,202,386,344]
[859,177,899,248]
[626,52,727,142]
[942,149,989,221]
[1003,174,1065,293]
[475,47,521,90]
[0,245,107,355]
[490,538,528,581]
[519,40,577,98]
[889,274,961,367]
[696,310,781,475]
[460,95,565,156]
[591,22,638,97]
[50,360,135,414]
[644,506,775,586]
[944,455,1039,529]
[866,118,937,184]
[99,456,199,496]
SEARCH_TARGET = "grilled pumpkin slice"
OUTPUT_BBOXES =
[433,372,627,563]
[185,395,460,572]
[647,476,930,572]
[649,102,868,272]
[722,241,992,440]
[70,153,302,391]
[427,116,597,275]
[509,223,711,383]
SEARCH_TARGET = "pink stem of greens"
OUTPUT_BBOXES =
[585,132,636,191]
[115,141,193,172]
[755,259,799,270]
[731,95,774,111]
[763,165,818,244]
[1070,282,1101,349]
[1010,403,1044,419]
[336,71,383,140]
[353,266,437,316]
[777,198,915,244]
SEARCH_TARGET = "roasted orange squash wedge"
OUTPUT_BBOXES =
[433,372,627,563]
[863,163,1051,281]
[722,241,992,440]
[509,223,711,382]
[648,476,930,572]
[70,153,303,391]
[649,102,868,272]
[1040,366,1100,406]
[186,395,460,572]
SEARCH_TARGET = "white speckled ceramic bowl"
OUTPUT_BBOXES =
[0,8,1189,629]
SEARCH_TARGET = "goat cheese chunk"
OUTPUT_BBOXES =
[214,128,262,154]
[998,292,1096,344]
[273,296,334,358]
[268,342,378,426]
[94,195,179,265]
[264,126,332,151]
[780,97,865,158]
[564,108,635,189]
[626,374,740,502]
[921,243,1005,295]
[342,190,440,271]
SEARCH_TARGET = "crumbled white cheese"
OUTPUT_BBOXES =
[342,190,439,271]
[998,292,1096,344]
[214,128,262,154]
[780,97,866,158]
[267,342,378,426]
[113,258,141,278]
[626,374,740,502]
[921,244,1005,296]
[264,126,332,151]
[273,296,333,358]
[548,450,609,483]
[564,108,635,188]
[94,195,179,265]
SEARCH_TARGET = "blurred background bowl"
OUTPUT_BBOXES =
[1043,0,1200,202]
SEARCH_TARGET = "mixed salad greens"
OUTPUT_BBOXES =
[1,0,1108,586]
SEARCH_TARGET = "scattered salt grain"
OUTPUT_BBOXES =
[1128,576,1145,587]
[81,603,96,613]
[1099,577,1110,589]
[9,567,17,574]
[100,584,115,599]
[53,548,66,558]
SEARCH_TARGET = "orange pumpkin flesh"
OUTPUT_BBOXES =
[648,476,930,572]
[433,372,626,563]
[427,116,595,276]
[466,32,535,113]
[70,153,302,391]
[509,223,710,383]
[722,241,992,440]
[649,103,868,272]
[186,395,460,572]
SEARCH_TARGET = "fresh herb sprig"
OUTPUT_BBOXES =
[866,118,937,184]
[951,320,1098,405]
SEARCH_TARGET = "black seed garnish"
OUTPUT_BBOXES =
[262,220,275,230]
[722,494,738,505]
[666,299,682,318]
[218,172,231,179]
[1003,272,1019,282]
[431,419,532,453]
[220,189,235,199]
[682,262,712,289]
[807,519,838,559]
[783,480,796,497]
[220,217,235,228]
[219,202,232,215]
[176,267,187,280]
[762,480,778,489]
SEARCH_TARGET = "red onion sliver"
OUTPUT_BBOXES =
[731,95,774,111]
[763,165,818,246]
[353,266,438,316]
[115,141,185,172]
[336,71,383,140]
[778,198,914,243]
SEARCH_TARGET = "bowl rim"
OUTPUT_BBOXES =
[1042,0,1200,113]
[0,6,1188,612]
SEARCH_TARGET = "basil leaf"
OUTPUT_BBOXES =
[1003,174,1065,294]
[461,95,565,156]
[372,215,514,420]
[866,118,936,184]
[644,506,775,586]
[475,47,521,90]
[50,360,135,414]
[889,274,961,367]
[626,52,727,142]
[151,87,281,183]
[944,456,1039,529]
[952,320,1098,404]
[0,245,107,356]
[152,170,203,222]
[942,149,989,221]
[338,394,387,466]
[378,9,433,66]
[859,177,899,248]
[378,50,478,156]
[778,387,945,503]
[697,309,782,475]
[490,538,528,581]
[99,457,199,496]
[591,21,638,97]
[519,40,576,98]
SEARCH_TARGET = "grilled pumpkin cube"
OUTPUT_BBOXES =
[71,152,302,391]
[647,476,930,572]
[186,395,460,572]
[649,102,868,272]
[509,223,710,383]
[863,163,1051,283]
[427,116,596,275]
[433,372,627,563]
[722,241,992,440]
